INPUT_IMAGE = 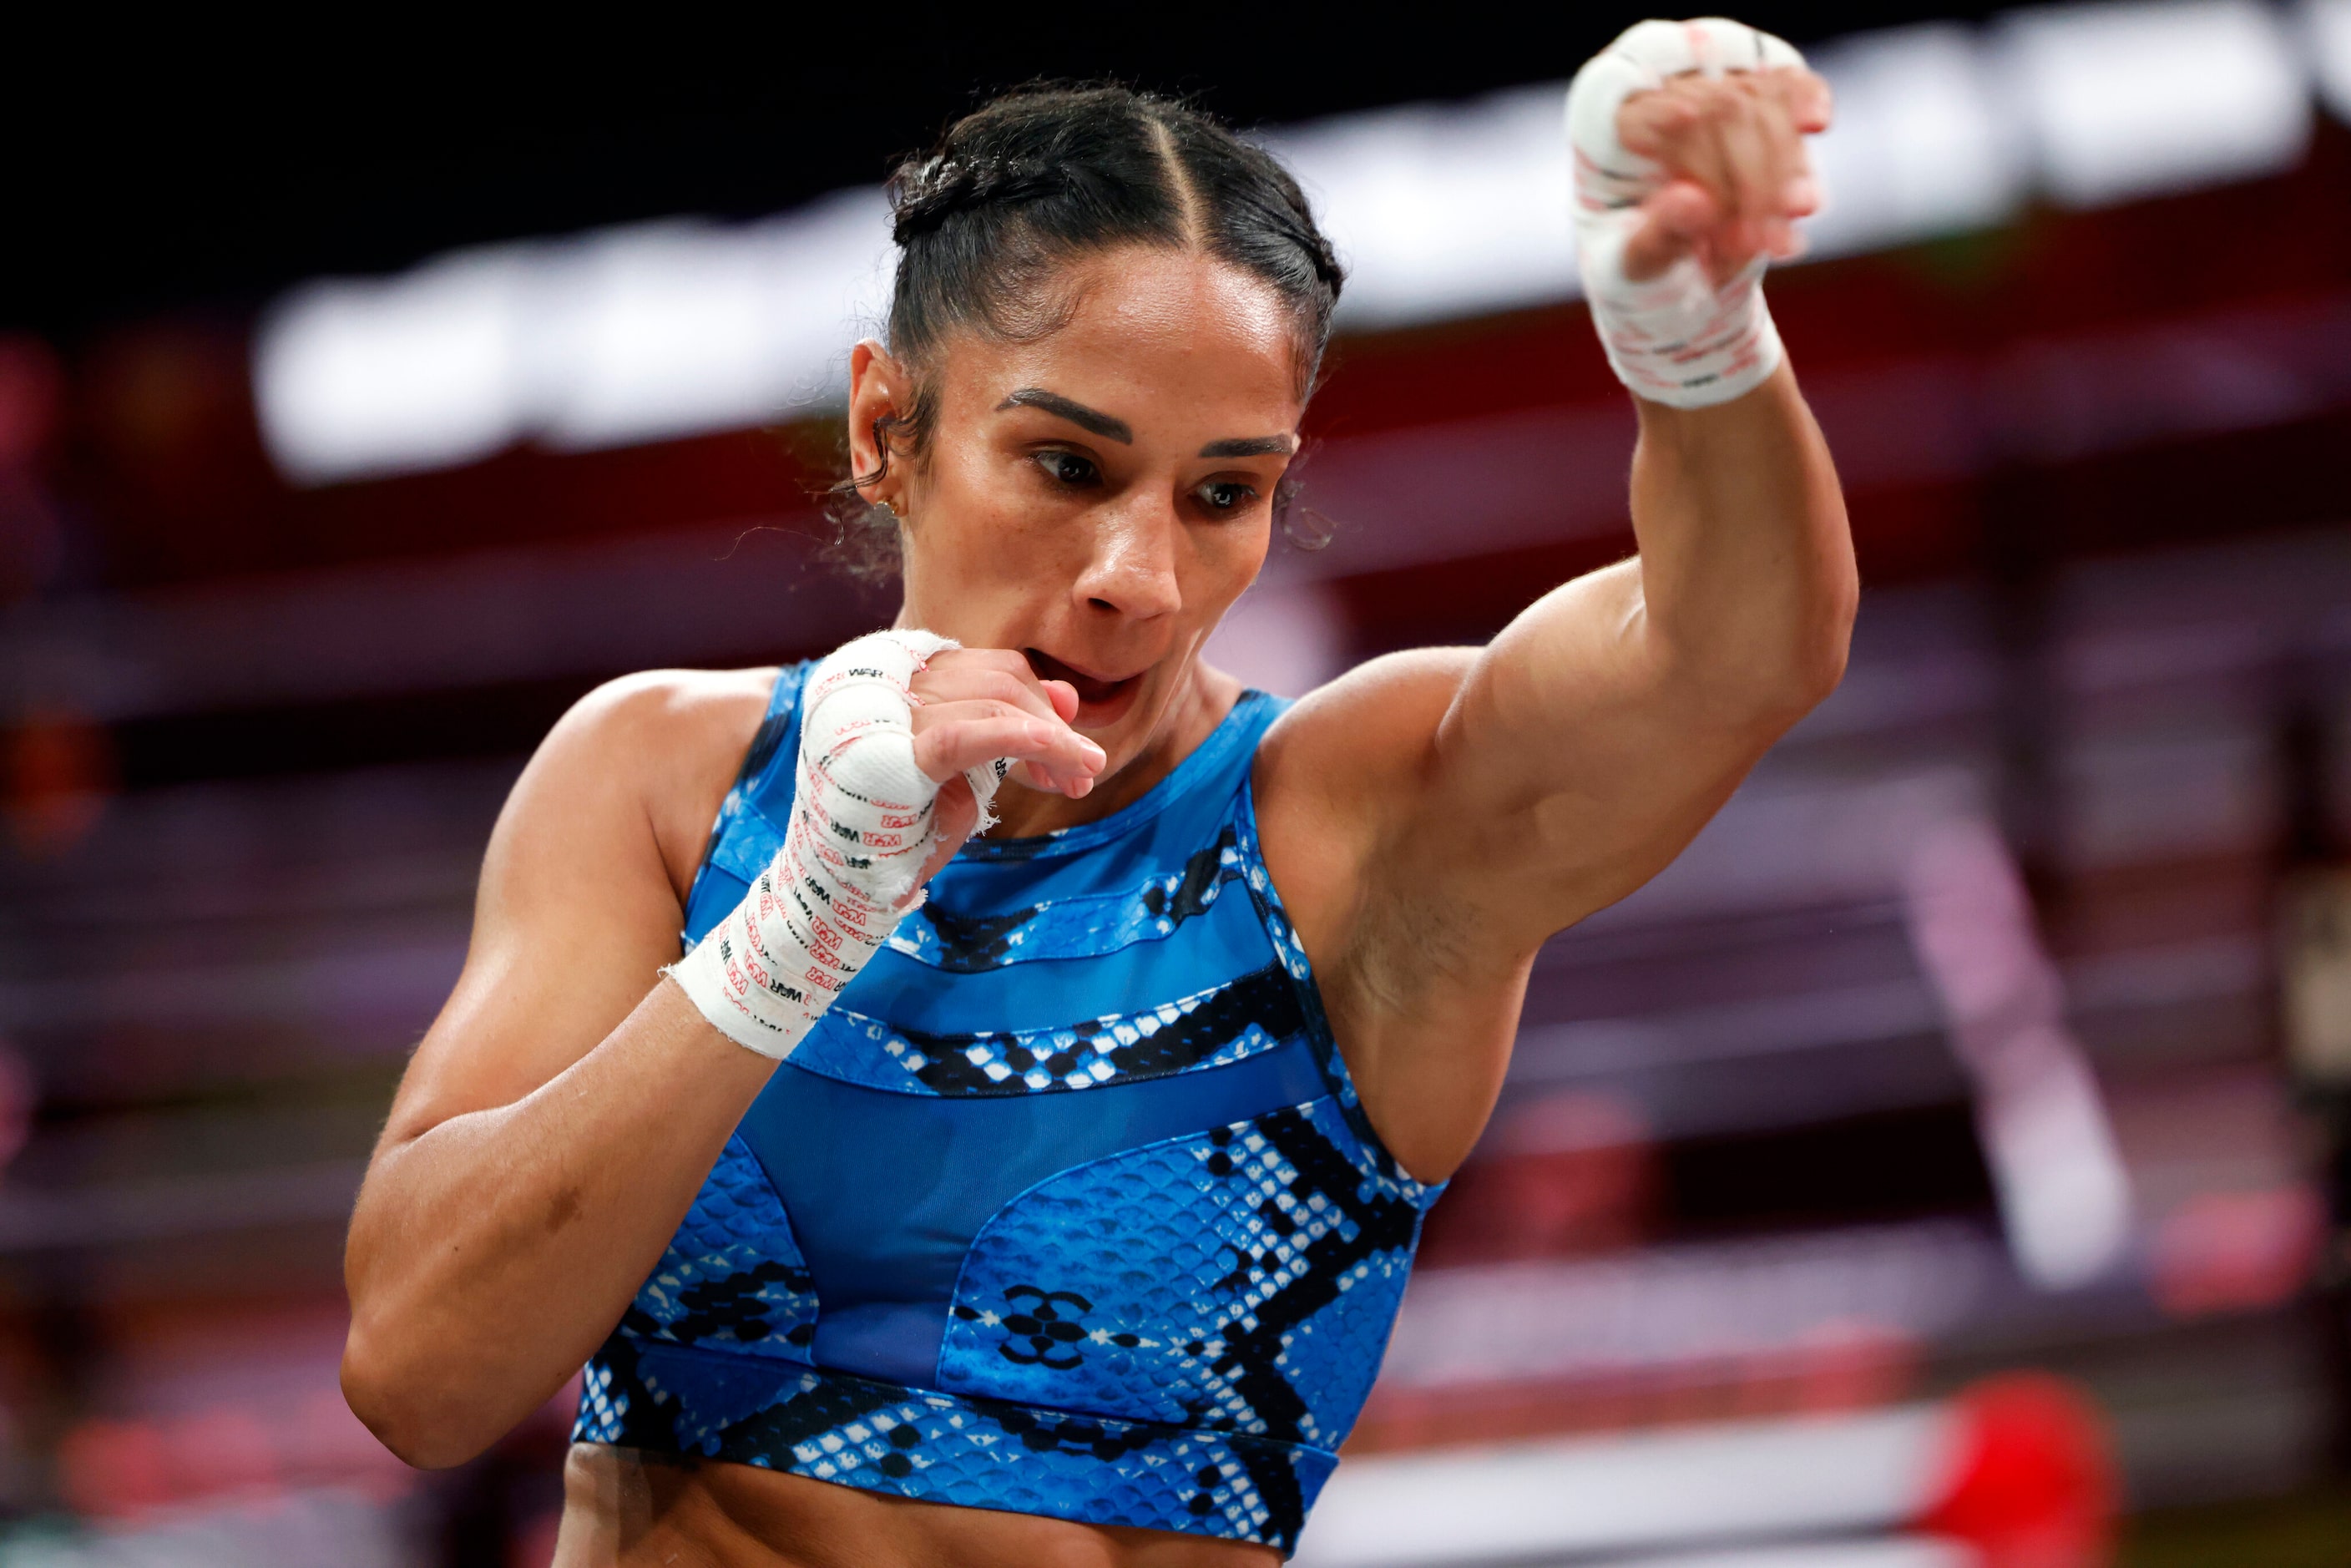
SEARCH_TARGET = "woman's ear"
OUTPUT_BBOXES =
[847,340,909,502]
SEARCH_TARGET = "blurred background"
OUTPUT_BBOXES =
[4,0,2351,1562]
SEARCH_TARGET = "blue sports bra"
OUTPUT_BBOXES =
[574,665,1442,1555]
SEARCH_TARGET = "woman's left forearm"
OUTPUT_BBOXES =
[1626,362,1857,714]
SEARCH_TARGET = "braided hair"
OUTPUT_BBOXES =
[830,84,1344,580]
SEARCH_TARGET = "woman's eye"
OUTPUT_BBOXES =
[1196,480,1257,513]
[1034,450,1100,488]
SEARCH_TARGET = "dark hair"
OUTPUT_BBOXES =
[826,84,1344,581]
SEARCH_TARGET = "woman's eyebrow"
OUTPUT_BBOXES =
[996,387,1131,443]
[1199,435,1296,458]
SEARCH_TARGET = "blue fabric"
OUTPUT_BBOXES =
[575,1345,1336,1545]
[938,1095,1424,1453]
[619,1133,818,1363]
[737,1035,1330,1383]
[579,669,1441,1555]
[790,957,1302,1094]
[848,883,1272,1038]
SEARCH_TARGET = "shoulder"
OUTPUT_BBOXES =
[549,666,781,756]
[503,666,783,904]
[1248,647,1478,957]
[1256,646,1479,809]
[384,667,786,1151]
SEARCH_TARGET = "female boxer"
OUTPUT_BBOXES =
[343,21,1849,1565]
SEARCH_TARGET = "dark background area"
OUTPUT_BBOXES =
[7,3,2010,336]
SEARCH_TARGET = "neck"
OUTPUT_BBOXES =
[983,660,1244,839]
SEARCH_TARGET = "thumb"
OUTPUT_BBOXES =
[1619,181,1716,283]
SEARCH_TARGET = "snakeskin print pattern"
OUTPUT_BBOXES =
[937,1097,1429,1451]
[887,828,1244,971]
[614,1134,818,1363]
[574,1339,1336,1550]
[789,964,1302,1095]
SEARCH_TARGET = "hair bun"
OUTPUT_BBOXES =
[888,154,1063,244]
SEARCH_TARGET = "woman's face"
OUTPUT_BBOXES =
[849,245,1305,776]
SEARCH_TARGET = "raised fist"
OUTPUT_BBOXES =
[1614,38,1831,284]
[1566,18,1832,407]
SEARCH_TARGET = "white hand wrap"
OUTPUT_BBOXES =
[667,630,1011,1059]
[1565,17,1804,408]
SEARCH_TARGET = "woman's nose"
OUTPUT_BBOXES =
[1074,505,1182,620]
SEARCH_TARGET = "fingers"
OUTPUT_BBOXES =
[1782,68,1833,135]
[1696,78,1784,275]
[911,648,1066,727]
[1761,69,1828,228]
[910,647,1102,797]
[1614,66,1824,283]
[909,646,1098,796]
[1718,83,1792,271]
[910,703,1105,798]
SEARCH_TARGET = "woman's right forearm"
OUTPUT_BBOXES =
[341,979,775,1468]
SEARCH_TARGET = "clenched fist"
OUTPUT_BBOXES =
[1616,54,1831,285]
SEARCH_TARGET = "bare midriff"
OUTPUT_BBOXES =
[553,1444,1287,1568]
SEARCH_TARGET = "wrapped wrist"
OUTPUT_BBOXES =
[666,629,969,1060]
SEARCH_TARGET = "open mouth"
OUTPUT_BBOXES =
[1025,649,1142,722]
